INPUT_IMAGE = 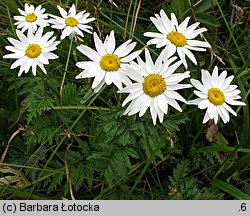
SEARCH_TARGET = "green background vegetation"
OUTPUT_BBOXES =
[0,0,250,199]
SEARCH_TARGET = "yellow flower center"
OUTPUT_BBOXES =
[167,31,187,47]
[143,74,166,97]
[25,13,37,23]
[100,54,121,72]
[208,88,225,106]
[65,17,78,27]
[25,44,42,58]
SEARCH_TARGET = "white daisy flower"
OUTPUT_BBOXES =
[144,10,211,68]
[50,4,95,40]
[118,48,192,125]
[75,30,142,92]
[188,66,246,124]
[3,27,60,76]
[14,3,49,34]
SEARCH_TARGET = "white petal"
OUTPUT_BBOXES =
[157,94,168,114]
[118,83,142,93]
[38,61,47,74]
[16,30,28,44]
[150,16,167,35]
[75,68,97,79]
[138,94,151,117]
[165,71,189,84]
[163,60,182,78]
[221,76,234,91]
[217,70,227,89]
[106,30,116,53]
[214,110,219,124]
[10,56,27,69]
[112,72,123,90]
[3,52,24,59]
[57,5,67,18]
[170,13,178,28]
[187,98,203,105]
[125,67,144,83]
[18,8,26,16]
[218,106,229,123]
[164,89,186,103]
[183,22,200,36]
[92,71,106,89]
[211,66,219,87]
[155,101,164,123]
[144,49,154,73]
[224,89,240,97]
[8,38,28,50]
[38,55,49,64]
[143,32,166,39]
[123,99,136,115]
[164,95,182,112]
[114,40,132,56]
[201,69,211,89]
[177,16,190,32]
[225,99,245,106]
[190,79,207,94]
[76,61,98,69]
[223,85,238,93]
[181,47,197,65]
[202,110,210,123]
[121,50,141,63]
[31,59,38,76]
[207,103,216,119]
[149,101,157,125]
[77,45,100,62]
[104,71,113,85]
[198,99,209,109]
[75,10,86,19]
[146,38,165,46]
[24,58,33,73]
[93,32,106,56]
[69,4,76,16]
[122,89,144,106]
[94,79,105,93]
[115,42,137,58]
[156,39,169,48]
[185,45,206,51]
[45,53,58,60]
[74,27,84,37]
[167,83,192,91]
[127,96,144,116]
[186,28,208,39]
[160,9,172,32]
[163,44,176,59]
[187,39,211,48]
[118,70,132,86]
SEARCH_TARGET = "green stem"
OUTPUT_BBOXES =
[123,0,133,41]
[215,0,246,64]
[129,0,138,39]
[60,38,73,98]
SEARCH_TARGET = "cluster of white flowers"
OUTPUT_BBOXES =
[4,4,245,125]
[4,3,94,76]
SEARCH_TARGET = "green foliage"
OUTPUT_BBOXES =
[25,94,54,124]
[168,160,224,199]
